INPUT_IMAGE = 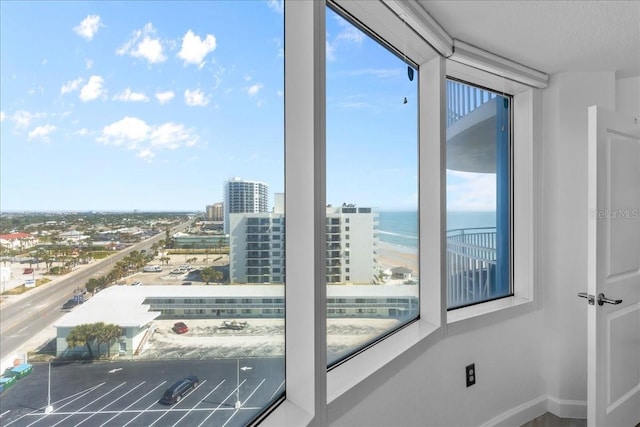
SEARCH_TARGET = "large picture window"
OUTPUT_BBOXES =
[325,5,419,366]
[0,1,284,425]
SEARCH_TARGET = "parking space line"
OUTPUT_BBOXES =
[74,381,146,427]
[99,380,167,427]
[171,379,224,427]
[147,379,207,427]
[121,382,170,427]
[268,379,285,402]
[196,381,243,427]
[221,379,266,427]
[47,382,127,427]
[6,383,106,427]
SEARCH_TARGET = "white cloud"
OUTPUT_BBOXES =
[326,15,365,62]
[446,170,497,211]
[178,30,217,66]
[336,25,364,44]
[326,40,336,62]
[117,23,166,64]
[79,75,106,101]
[11,110,39,129]
[74,15,102,40]
[155,90,175,105]
[98,116,150,146]
[61,77,84,94]
[28,124,57,141]
[149,122,196,149]
[267,0,284,14]
[113,88,149,102]
[0,111,5,122]
[246,83,263,97]
[75,128,90,136]
[97,116,199,159]
[138,148,155,160]
[85,59,93,69]
[184,89,209,106]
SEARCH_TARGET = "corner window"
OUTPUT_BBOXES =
[446,79,512,309]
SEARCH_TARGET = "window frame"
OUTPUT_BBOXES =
[444,77,515,310]
[263,1,540,425]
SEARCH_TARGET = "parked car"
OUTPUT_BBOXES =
[172,322,189,334]
[61,299,79,310]
[220,320,248,330]
[131,281,142,286]
[160,376,199,404]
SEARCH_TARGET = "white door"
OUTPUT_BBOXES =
[586,106,640,427]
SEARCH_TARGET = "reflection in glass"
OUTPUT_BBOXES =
[446,79,511,309]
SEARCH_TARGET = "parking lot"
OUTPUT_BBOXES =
[0,358,284,427]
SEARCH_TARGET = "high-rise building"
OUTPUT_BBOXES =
[205,203,223,221]
[229,198,378,284]
[223,178,269,233]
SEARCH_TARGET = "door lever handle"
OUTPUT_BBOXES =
[597,293,622,306]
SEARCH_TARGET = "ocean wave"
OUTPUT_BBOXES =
[377,230,418,240]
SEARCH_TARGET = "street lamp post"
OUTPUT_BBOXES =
[44,360,53,414]
[235,359,252,409]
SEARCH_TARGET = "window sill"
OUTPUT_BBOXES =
[259,399,314,427]
[446,296,536,336]
[327,318,440,404]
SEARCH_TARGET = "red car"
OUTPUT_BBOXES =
[172,322,189,334]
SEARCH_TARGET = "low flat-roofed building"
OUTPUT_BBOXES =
[54,284,418,357]
[54,286,161,358]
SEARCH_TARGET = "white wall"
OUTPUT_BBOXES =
[540,72,616,416]
[329,72,638,426]
[329,311,545,426]
[616,75,640,118]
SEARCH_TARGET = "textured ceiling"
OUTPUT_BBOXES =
[418,0,640,77]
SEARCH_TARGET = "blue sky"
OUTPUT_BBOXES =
[0,1,492,212]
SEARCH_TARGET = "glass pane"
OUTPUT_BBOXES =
[326,6,419,367]
[445,79,511,309]
[0,1,284,425]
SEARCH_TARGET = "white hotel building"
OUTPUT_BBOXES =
[229,194,378,285]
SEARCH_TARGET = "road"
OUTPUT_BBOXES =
[0,221,192,363]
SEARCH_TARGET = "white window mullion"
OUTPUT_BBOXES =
[420,55,446,328]
[264,0,327,425]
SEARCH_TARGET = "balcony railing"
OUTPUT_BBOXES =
[446,227,497,308]
[446,80,496,128]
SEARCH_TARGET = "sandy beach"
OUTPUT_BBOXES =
[378,243,419,274]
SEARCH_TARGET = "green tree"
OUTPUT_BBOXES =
[85,277,100,294]
[97,323,122,358]
[66,322,122,359]
[201,267,223,285]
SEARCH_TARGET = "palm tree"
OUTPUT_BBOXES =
[66,324,98,359]
[97,323,122,358]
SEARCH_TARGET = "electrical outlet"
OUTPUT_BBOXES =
[466,363,476,387]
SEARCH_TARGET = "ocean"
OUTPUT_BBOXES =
[377,210,496,251]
